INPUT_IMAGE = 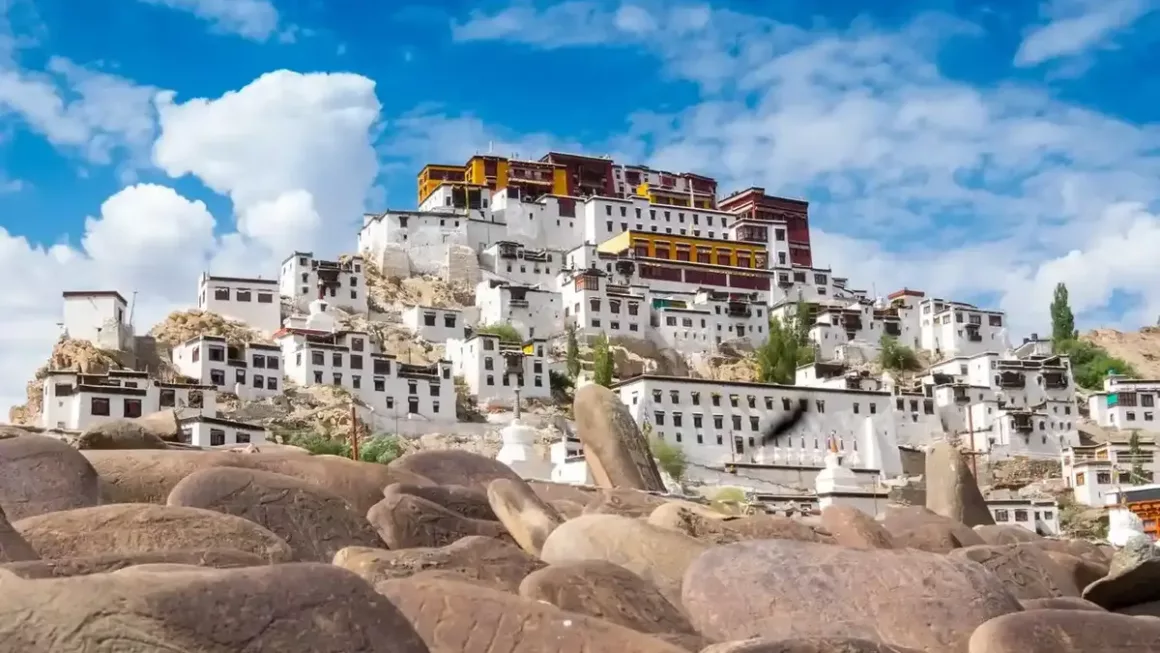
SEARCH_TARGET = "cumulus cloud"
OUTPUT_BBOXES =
[136,0,288,42]
[0,70,384,416]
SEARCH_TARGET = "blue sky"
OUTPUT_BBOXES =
[0,0,1159,412]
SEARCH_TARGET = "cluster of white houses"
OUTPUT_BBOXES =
[52,150,1156,533]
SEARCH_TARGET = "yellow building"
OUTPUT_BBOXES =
[596,230,768,269]
[635,182,715,210]
[418,164,467,204]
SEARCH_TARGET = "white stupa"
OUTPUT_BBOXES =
[305,298,337,333]
[494,393,552,480]
[815,438,863,497]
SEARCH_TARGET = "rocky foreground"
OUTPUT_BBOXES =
[1,389,1159,652]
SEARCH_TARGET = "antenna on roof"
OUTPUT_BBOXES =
[128,291,138,328]
[488,141,493,154]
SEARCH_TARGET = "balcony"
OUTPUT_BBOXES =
[509,299,529,308]
[997,371,1026,389]
[952,388,971,404]
[1044,372,1069,389]
[884,322,902,337]
[1010,414,1034,433]
[498,243,520,259]
[726,302,751,318]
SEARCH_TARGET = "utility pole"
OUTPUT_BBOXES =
[349,403,360,461]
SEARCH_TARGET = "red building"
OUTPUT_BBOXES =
[718,187,812,267]
[540,152,617,198]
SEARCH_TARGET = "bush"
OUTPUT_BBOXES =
[712,487,746,503]
[1054,339,1137,390]
[879,334,921,372]
[649,437,688,481]
[359,434,403,465]
[286,431,350,457]
[474,323,522,343]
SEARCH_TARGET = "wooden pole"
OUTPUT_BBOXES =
[350,403,360,461]
[966,406,978,479]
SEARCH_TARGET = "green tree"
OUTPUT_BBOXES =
[1050,283,1077,348]
[879,334,921,372]
[592,333,614,387]
[649,436,687,481]
[359,434,403,464]
[1129,430,1145,485]
[565,322,581,378]
[755,311,814,385]
[1054,339,1136,389]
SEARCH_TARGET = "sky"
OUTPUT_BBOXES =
[1,0,1159,415]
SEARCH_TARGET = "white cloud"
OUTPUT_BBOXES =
[1015,0,1156,67]
[0,70,384,417]
[136,0,288,42]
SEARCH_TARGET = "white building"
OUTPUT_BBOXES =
[280,252,368,314]
[613,375,904,476]
[179,415,268,448]
[480,241,565,289]
[559,268,649,340]
[652,290,768,355]
[1063,438,1159,507]
[917,297,1008,359]
[926,351,1080,458]
[171,335,283,399]
[986,498,1061,536]
[402,305,467,343]
[40,369,217,431]
[447,334,552,405]
[196,274,281,334]
[61,290,134,351]
[276,325,456,423]
[1088,375,1160,430]
[477,280,564,341]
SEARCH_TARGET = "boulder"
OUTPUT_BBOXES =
[528,479,600,505]
[1082,534,1160,611]
[0,548,266,579]
[923,442,994,527]
[13,503,293,562]
[949,543,1080,600]
[974,524,1042,545]
[387,449,521,493]
[0,505,37,563]
[376,576,689,652]
[0,562,429,652]
[1020,596,1106,611]
[820,505,895,549]
[487,478,563,556]
[0,435,100,520]
[133,409,182,441]
[167,467,383,562]
[1034,537,1111,565]
[682,539,1021,652]
[573,383,666,491]
[551,499,585,518]
[334,535,543,592]
[879,505,985,553]
[366,493,512,549]
[540,513,708,604]
[701,639,924,653]
[112,563,214,574]
[583,487,671,517]
[1042,550,1108,590]
[968,609,1160,652]
[519,560,700,639]
[649,503,832,545]
[76,419,169,450]
[384,483,496,521]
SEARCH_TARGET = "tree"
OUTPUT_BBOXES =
[755,312,814,385]
[565,322,581,379]
[649,437,687,481]
[1129,430,1145,485]
[592,333,614,387]
[1050,283,1077,348]
[474,322,522,343]
[1054,339,1136,389]
[879,334,921,372]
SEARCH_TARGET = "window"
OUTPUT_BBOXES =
[1043,511,1053,520]
[1097,472,1112,484]
[1144,394,1156,407]
[160,389,176,408]
[670,390,680,403]
[210,369,225,386]
[782,397,791,410]
[713,415,723,429]
[333,373,343,386]
[253,375,265,389]
[747,395,756,409]
[693,414,703,428]
[445,314,456,328]
[483,339,496,351]
[732,415,742,430]
[208,347,225,362]
[236,290,252,302]
[853,402,860,414]
[1013,510,1028,522]
[214,287,229,301]
[424,312,436,326]
[312,351,324,366]
[729,395,739,408]
[1075,472,1086,486]
[351,355,364,370]
[486,375,494,386]
[673,413,683,427]
[870,403,877,414]
[253,355,266,369]
[313,371,323,384]
[712,394,721,407]
[764,397,774,410]
[258,292,273,304]
[332,353,343,367]
[236,431,251,444]
[210,429,226,447]
[352,376,361,390]
[374,378,385,392]
[191,347,200,363]
[235,368,246,383]
[430,384,439,397]
[994,509,1009,522]
[267,377,278,391]
[816,400,825,413]
[484,357,494,371]
[351,338,365,352]
[691,392,700,406]
[188,390,203,408]
[373,359,391,375]
[749,416,759,431]
[91,397,110,416]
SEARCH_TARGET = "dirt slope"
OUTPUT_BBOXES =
[1083,327,1160,379]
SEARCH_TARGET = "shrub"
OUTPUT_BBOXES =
[359,434,403,465]
[649,436,688,481]
[474,323,522,343]
[879,334,921,372]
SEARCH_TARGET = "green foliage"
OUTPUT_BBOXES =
[1054,339,1136,389]
[474,322,522,343]
[359,434,403,465]
[878,334,921,372]
[1129,430,1145,485]
[565,323,581,379]
[649,436,687,481]
[756,313,813,385]
[712,487,746,503]
[1050,283,1077,347]
[592,333,614,387]
[286,431,350,457]
[549,369,575,405]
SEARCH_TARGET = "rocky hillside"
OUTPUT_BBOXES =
[149,310,271,349]
[1083,327,1160,379]
[8,338,135,425]
[363,260,475,314]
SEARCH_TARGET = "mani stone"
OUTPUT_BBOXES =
[387,449,523,493]
[924,442,994,527]
[968,609,1160,653]
[572,383,665,491]
[0,435,101,521]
